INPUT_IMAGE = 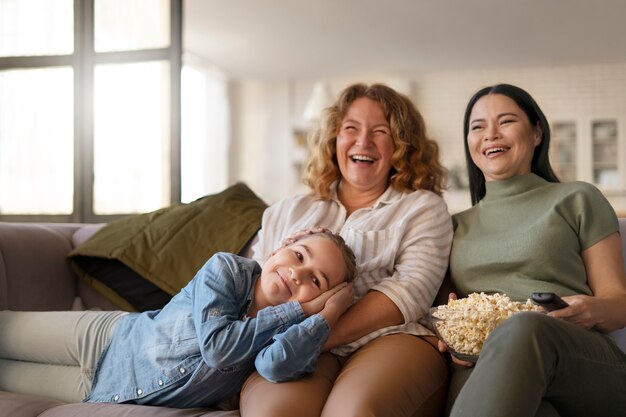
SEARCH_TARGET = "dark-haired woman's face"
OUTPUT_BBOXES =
[467,94,542,182]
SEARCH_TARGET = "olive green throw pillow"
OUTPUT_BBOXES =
[68,182,267,311]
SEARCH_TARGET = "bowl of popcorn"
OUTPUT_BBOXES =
[430,292,543,361]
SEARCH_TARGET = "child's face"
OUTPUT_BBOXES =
[257,235,348,306]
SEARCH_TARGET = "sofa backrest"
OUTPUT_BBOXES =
[0,223,82,310]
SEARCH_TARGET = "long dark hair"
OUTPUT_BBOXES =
[463,83,559,205]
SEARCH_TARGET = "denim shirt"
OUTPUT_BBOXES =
[86,253,330,408]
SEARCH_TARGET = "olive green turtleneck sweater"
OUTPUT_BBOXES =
[450,174,619,301]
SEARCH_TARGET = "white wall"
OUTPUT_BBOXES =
[230,80,294,203]
[181,61,231,202]
[228,63,626,214]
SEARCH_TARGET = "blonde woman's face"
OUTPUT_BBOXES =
[336,97,394,196]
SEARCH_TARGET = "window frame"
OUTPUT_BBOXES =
[0,0,182,223]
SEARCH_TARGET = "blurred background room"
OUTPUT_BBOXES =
[1,0,626,223]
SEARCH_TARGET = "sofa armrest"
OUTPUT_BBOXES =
[0,222,83,311]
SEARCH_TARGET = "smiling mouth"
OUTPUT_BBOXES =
[277,272,292,295]
[484,147,508,157]
[351,154,375,164]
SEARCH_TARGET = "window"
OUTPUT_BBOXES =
[0,67,74,214]
[0,0,181,222]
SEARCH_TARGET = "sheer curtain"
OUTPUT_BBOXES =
[181,57,230,203]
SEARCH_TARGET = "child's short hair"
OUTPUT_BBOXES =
[291,230,357,283]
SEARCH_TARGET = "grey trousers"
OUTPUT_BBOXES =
[447,312,626,417]
[0,310,126,403]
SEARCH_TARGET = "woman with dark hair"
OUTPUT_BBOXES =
[443,83,626,416]
[240,83,453,417]
[462,83,559,205]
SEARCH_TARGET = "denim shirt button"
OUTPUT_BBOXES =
[179,367,186,374]
[137,388,143,395]
[158,378,164,386]
[113,394,119,402]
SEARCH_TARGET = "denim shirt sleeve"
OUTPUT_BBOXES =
[254,313,330,382]
[190,254,306,370]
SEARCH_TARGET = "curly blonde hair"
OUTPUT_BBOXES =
[303,83,446,199]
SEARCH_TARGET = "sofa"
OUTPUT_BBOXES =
[0,221,245,417]
[1,218,625,417]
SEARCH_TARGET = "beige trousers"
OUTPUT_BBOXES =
[240,334,448,417]
[0,310,125,403]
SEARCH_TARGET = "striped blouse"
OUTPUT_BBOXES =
[248,183,453,355]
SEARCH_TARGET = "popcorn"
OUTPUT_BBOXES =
[431,292,542,357]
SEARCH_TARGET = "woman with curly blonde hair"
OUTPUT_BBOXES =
[305,83,446,199]
[241,83,453,417]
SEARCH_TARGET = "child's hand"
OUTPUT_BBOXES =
[319,283,354,327]
[323,283,354,315]
[300,282,350,317]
